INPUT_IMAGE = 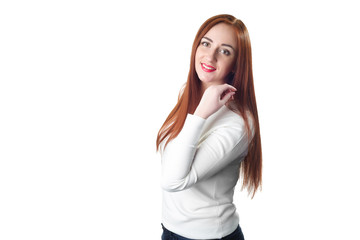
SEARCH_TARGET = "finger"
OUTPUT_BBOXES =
[229,85,237,91]
[222,83,237,91]
[220,91,236,103]
[219,84,236,99]
[215,83,237,93]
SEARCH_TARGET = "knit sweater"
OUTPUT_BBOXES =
[161,105,254,239]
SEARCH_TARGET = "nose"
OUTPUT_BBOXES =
[204,48,217,63]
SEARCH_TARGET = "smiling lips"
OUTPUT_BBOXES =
[201,63,216,72]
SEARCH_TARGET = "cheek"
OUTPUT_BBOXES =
[194,48,201,62]
[194,49,202,73]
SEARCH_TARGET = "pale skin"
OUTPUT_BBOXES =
[193,23,238,119]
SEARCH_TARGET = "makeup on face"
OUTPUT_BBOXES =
[201,36,236,53]
[201,63,216,72]
[194,23,237,88]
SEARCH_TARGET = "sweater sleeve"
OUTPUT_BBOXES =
[161,113,251,192]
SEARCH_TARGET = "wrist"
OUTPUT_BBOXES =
[194,108,209,119]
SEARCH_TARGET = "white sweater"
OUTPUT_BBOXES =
[161,105,253,239]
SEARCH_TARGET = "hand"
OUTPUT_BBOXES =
[194,84,237,119]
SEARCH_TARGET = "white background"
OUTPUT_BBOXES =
[1,0,359,239]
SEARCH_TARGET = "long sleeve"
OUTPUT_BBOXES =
[161,108,252,192]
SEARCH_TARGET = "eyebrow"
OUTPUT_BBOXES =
[202,36,236,51]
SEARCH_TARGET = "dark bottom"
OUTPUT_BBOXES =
[161,223,245,240]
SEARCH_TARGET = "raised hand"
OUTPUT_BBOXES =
[194,84,237,119]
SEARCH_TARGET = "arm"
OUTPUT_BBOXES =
[161,84,248,192]
[161,112,251,192]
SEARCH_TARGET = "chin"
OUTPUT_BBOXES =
[198,75,215,83]
[200,81,225,89]
[199,79,214,85]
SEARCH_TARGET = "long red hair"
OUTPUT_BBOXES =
[156,14,262,197]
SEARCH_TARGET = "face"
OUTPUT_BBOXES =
[195,23,238,89]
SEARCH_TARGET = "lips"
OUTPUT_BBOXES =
[201,63,216,72]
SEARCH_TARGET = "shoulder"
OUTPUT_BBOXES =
[208,105,249,129]
[200,106,250,144]
[197,106,252,159]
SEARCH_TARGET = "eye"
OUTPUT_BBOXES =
[201,41,210,47]
[219,49,231,56]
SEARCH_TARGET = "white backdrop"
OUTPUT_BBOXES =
[1,0,359,239]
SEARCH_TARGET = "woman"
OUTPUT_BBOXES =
[156,14,262,240]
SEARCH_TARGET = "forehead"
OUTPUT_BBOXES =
[204,23,237,48]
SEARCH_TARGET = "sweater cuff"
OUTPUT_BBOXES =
[176,114,206,145]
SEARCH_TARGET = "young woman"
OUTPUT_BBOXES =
[156,14,262,240]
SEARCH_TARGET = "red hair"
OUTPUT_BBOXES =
[156,14,262,197]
